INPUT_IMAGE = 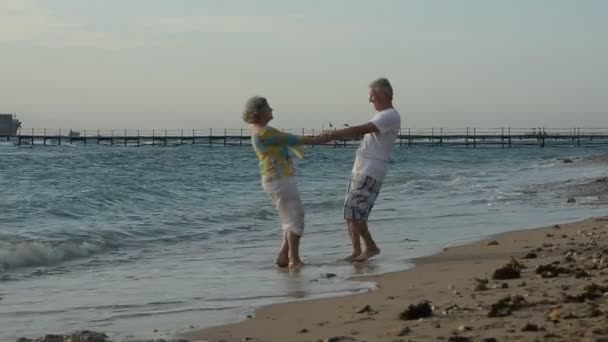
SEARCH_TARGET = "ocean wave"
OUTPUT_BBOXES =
[0,141,16,147]
[399,176,476,192]
[0,240,107,272]
[91,305,239,321]
[518,156,574,171]
[306,198,343,210]
[216,224,256,236]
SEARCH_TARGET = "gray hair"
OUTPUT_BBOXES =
[242,96,272,124]
[369,77,393,100]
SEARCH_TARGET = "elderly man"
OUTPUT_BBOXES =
[324,78,401,262]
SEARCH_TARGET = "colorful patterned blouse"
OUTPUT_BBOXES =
[252,126,305,183]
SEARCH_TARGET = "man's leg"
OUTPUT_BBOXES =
[352,220,380,262]
[275,230,289,268]
[343,220,362,261]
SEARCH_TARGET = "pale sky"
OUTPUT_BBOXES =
[1,0,606,131]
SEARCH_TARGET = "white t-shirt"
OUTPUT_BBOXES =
[352,108,401,181]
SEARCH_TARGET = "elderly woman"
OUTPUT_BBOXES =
[243,96,327,269]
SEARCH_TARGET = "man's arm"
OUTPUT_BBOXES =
[262,132,330,146]
[325,123,379,141]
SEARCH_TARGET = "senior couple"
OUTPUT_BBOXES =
[242,78,401,269]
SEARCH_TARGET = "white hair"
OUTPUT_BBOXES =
[369,77,393,100]
[242,96,272,124]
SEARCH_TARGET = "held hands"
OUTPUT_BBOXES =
[310,131,336,145]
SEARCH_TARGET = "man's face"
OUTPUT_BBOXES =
[369,88,389,111]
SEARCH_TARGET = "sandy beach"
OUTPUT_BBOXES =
[186,215,608,342]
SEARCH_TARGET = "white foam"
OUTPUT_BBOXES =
[0,240,104,272]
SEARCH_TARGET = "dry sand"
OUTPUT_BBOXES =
[185,216,608,342]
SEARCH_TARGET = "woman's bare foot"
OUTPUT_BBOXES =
[353,248,380,262]
[275,252,289,268]
[343,251,362,262]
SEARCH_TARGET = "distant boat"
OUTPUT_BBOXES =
[0,113,21,135]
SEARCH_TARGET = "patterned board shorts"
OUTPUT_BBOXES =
[344,174,383,222]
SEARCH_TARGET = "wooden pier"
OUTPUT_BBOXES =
[2,127,608,148]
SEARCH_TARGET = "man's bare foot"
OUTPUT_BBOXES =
[343,251,362,262]
[353,248,380,262]
[275,253,289,268]
[289,260,304,269]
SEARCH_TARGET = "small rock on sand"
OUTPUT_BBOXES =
[582,336,608,342]
[564,283,608,303]
[488,295,527,318]
[535,263,569,278]
[474,278,489,292]
[492,263,521,280]
[567,197,577,204]
[21,332,110,342]
[393,326,412,336]
[356,305,371,313]
[37,335,64,342]
[324,337,356,342]
[399,301,433,320]
[487,240,499,246]
[547,307,563,321]
[448,336,472,342]
[521,323,540,332]
[592,327,608,335]
[458,325,473,332]
[523,252,538,259]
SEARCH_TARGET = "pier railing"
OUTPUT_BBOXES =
[3,127,608,148]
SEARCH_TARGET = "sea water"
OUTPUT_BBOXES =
[1,143,607,340]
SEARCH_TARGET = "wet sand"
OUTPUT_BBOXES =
[186,216,608,342]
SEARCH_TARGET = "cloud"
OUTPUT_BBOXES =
[136,14,356,33]
[1,2,344,49]
[0,0,60,43]
[0,2,466,50]
[133,14,366,45]
[0,1,144,49]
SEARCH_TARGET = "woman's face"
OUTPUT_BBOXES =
[262,108,273,123]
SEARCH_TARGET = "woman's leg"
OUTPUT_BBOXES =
[287,230,303,269]
[275,230,289,268]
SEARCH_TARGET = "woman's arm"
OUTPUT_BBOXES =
[260,131,314,147]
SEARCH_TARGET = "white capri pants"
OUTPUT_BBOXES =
[262,177,305,236]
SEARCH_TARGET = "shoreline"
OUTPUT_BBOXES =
[184,215,608,342]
